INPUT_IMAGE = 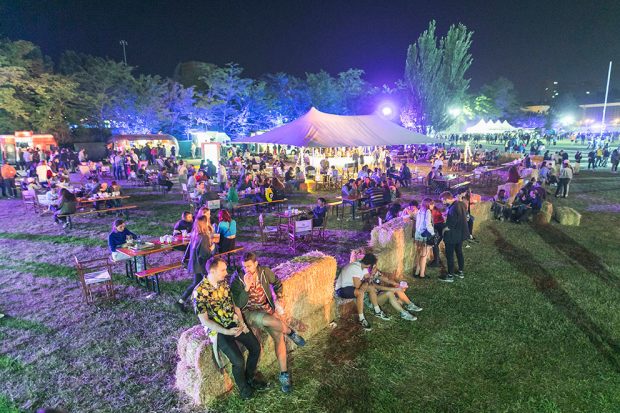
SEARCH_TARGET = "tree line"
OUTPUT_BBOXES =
[1,21,543,144]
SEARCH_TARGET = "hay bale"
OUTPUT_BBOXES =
[369,217,415,279]
[175,351,234,406]
[554,206,581,226]
[469,201,492,233]
[535,201,553,225]
[498,182,521,200]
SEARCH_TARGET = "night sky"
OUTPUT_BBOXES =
[1,0,619,102]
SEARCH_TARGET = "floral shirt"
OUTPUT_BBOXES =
[193,279,236,328]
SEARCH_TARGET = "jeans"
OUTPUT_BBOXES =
[181,273,203,302]
[555,178,570,197]
[4,178,16,197]
[432,223,445,264]
[444,242,464,275]
[217,329,261,393]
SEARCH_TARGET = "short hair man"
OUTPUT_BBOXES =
[173,211,193,235]
[193,257,264,400]
[230,253,306,393]
[335,253,392,330]
[439,191,470,282]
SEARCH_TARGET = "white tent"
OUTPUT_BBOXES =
[234,107,429,147]
[466,119,517,134]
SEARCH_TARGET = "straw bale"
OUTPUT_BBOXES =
[554,206,581,226]
[272,251,337,337]
[497,182,521,200]
[573,163,580,174]
[195,372,234,406]
[368,216,416,279]
[534,201,553,225]
[178,325,213,367]
[469,201,492,233]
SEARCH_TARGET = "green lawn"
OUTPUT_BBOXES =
[0,165,619,413]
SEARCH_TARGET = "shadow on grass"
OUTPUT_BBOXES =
[313,317,372,412]
[531,224,620,290]
[490,226,620,373]
[0,231,103,247]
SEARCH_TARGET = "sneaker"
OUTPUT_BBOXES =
[406,303,423,312]
[279,372,292,393]
[175,301,188,313]
[240,386,254,400]
[287,331,306,347]
[247,377,268,391]
[359,318,372,331]
[438,275,454,283]
[400,311,417,321]
[373,310,391,321]
[455,270,465,279]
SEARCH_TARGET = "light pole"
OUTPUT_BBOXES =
[119,40,128,65]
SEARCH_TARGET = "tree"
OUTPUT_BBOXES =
[404,20,473,133]
[479,77,519,119]
[306,70,343,114]
[263,72,311,123]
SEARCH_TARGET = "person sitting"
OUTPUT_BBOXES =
[334,254,391,331]
[215,209,237,253]
[109,181,122,207]
[310,197,328,227]
[510,189,531,223]
[44,184,59,210]
[330,165,339,183]
[399,162,412,187]
[384,203,401,222]
[293,167,305,190]
[538,162,550,184]
[525,189,543,215]
[399,200,419,219]
[158,168,173,192]
[108,219,142,269]
[341,179,356,197]
[369,266,422,318]
[54,188,77,228]
[230,253,306,394]
[492,189,510,221]
[193,257,264,400]
[365,181,384,208]
[507,165,520,183]
[173,211,194,235]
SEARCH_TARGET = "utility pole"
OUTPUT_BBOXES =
[600,61,612,137]
[119,40,128,65]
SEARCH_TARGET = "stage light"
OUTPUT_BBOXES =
[560,115,574,126]
[448,107,462,117]
[381,106,393,117]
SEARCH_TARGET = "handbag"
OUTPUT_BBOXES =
[421,210,439,246]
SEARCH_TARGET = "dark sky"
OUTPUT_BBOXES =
[1,0,619,102]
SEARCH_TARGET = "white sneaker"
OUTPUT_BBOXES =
[406,303,423,312]
[373,310,391,321]
[400,311,417,321]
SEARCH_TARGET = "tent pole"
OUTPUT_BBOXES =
[600,61,612,138]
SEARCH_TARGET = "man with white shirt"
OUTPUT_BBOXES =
[335,254,391,330]
[36,161,52,186]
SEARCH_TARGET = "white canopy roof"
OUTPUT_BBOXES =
[466,119,517,134]
[234,107,429,147]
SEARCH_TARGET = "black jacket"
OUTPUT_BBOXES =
[443,200,470,244]
[184,234,213,274]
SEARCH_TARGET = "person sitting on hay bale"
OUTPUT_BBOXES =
[335,254,417,331]
[230,253,306,394]
[193,257,265,401]
[492,189,510,221]
[368,266,423,317]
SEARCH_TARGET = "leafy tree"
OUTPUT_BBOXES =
[479,77,519,119]
[404,20,473,133]
[306,70,343,114]
[263,72,311,122]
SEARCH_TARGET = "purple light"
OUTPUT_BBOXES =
[381,106,393,117]
[378,102,397,120]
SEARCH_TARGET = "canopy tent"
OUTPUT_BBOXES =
[466,119,517,134]
[234,107,428,147]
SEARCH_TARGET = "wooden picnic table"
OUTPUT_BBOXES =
[116,235,191,278]
[274,210,304,230]
[434,175,460,189]
[77,195,130,205]
[337,195,369,220]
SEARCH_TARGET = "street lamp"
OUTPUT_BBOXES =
[119,40,128,65]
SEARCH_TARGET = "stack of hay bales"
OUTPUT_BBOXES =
[176,251,337,406]
[369,216,415,279]
[469,201,492,234]
[534,201,554,224]
[554,206,581,226]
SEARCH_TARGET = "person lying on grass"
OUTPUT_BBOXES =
[229,252,306,394]
[335,253,392,331]
[193,257,265,401]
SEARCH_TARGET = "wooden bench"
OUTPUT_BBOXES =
[359,204,387,224]
[59,205,138,229]
[134,247,245,294]
[231,198,287,217]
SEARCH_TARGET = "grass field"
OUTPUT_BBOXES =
[1,142,619,413]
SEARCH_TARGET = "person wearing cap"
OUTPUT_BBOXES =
[555,160,574,198]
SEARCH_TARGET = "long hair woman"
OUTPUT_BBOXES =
[413,198,435,279]
[176,214,215,312]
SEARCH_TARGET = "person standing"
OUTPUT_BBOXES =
[611,149,619,173]
[555,160,573,198]
[193,257,264,400]
[439,191,470,282]
[177,214,215,311]
[1,162,17,198]
[413,198,434,279]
